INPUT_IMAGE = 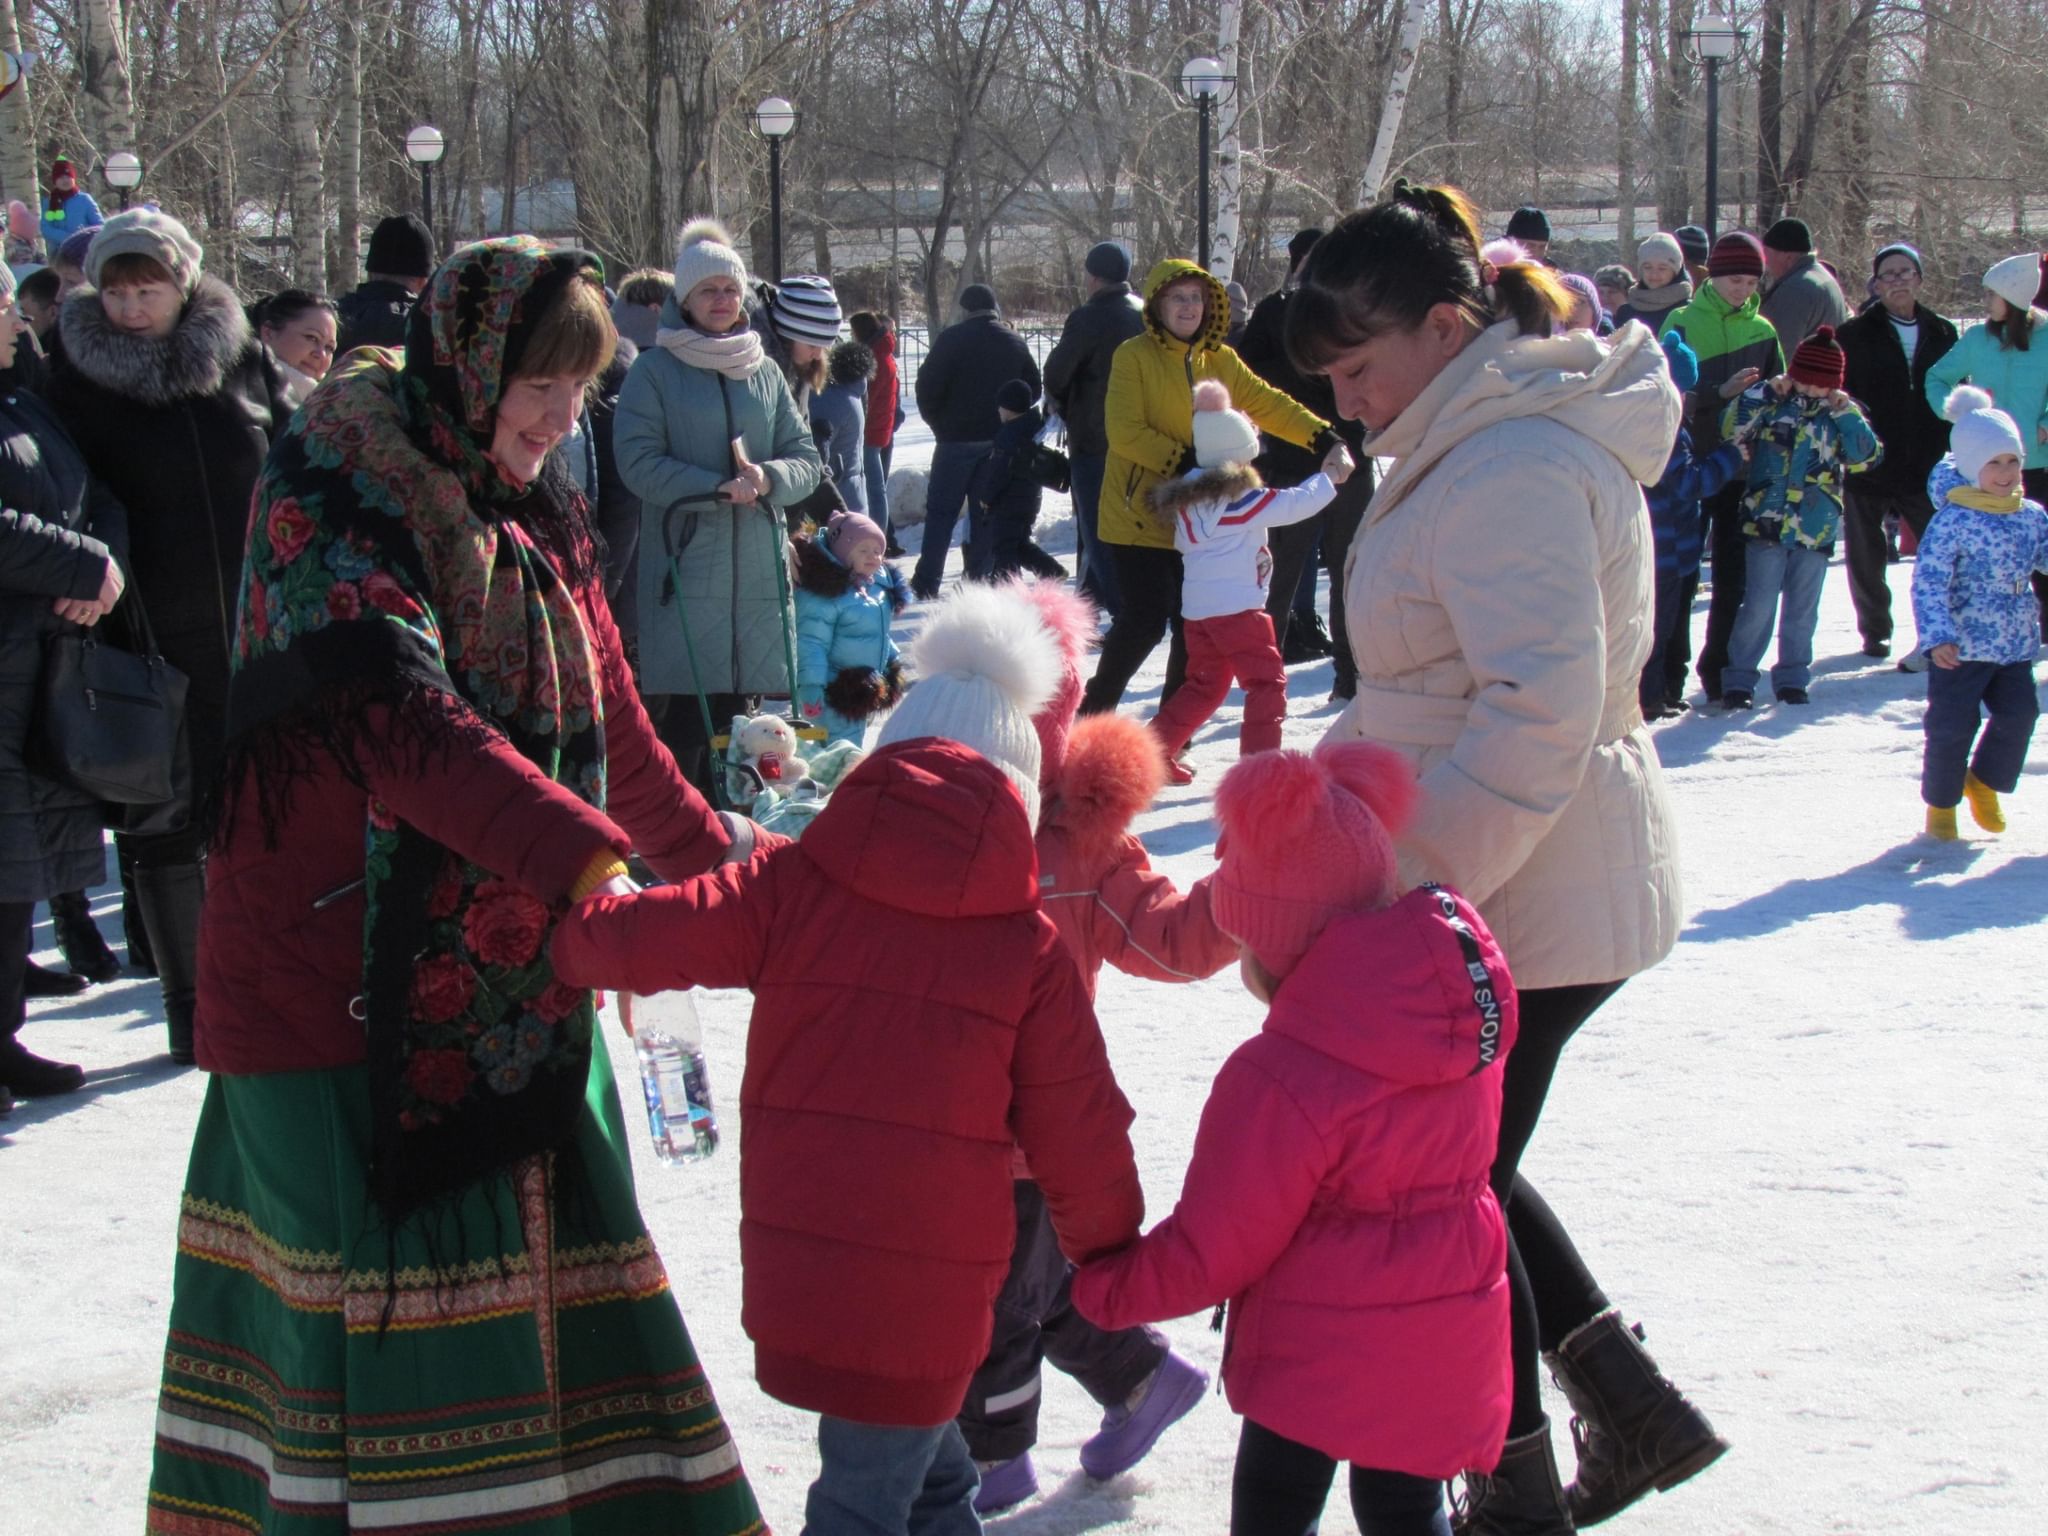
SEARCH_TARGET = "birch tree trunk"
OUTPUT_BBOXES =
[282,4,326,289]
[80,0,137,155]
[1617,0,1639,253]
[334,0,364,291]
[644,0,718,267]
[0,0,39,217]
[1210,0,1243,284]
[1359,0,1428,204]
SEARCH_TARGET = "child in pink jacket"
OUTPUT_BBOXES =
[1072,741,1518,1536]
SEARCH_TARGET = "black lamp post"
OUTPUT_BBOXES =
[755,96,797,282]
[1181,56,1226,270]
[1686,12,1740,240]
[406,125,445,240]
[104,151,142,211]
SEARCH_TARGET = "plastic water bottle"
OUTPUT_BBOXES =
[634,996,721,1165]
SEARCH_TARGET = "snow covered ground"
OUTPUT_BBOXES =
[6,413,2045,1534]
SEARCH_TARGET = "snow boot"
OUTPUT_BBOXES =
[1451,1418,1573,1535]
[1964,772,2005,833]
[0,1035,86,1097]
[119,845,155,976]
[23,960,88,997]
[50,890,122,982]
[972,1452,1037,1514]
[1925,805,1959,842]
[135,859,205,1065]
[1544,1310,1727,1527]
[1079,1350,1208,1480]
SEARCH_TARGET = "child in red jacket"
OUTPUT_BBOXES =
[957,581,1240,1514]
[1072,742,1519,1536]
[553,583,1144,1535]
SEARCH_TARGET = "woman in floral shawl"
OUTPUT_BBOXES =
[146,237,767,1536]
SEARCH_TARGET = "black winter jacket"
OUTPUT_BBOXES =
[334,278,418,357]
[1042,285,1145,457]
[0,381,126,901]
[1838,300,1959,500]
[914,312,1041,443]
[49,278,290,825]
[1237,289,1367,486]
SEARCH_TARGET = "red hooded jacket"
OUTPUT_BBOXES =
[864,325,900,449]
[551,738,1144,1427]
[1072,884,1518,1479]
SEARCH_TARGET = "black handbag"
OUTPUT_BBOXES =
[1020,441,1071,494]
[28,576,191,822]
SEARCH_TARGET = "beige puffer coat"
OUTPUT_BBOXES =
[1323,320,1684,989]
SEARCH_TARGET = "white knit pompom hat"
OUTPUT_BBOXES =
[877,584,1063,825]
[1944,385,2026,486]
[1191,378,1260,468]
[1982,254,2043,314]
[672,218,748,306]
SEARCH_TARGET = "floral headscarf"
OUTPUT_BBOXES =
[226,236,617,1221]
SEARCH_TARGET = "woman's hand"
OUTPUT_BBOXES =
[1719,367,1762,400]
[1321,442,1356,484]
[53,555,125,625]
[1930,643,1961,670]
[718,476,760,505]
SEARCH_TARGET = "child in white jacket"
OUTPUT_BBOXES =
[1148,379,1347,777]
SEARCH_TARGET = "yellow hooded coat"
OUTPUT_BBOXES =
[1098,259,1332,550]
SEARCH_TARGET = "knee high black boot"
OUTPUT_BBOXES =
[134,860,205,1065]
[50,890,122,982]
[1452,1418,1574,1535]
[1544,1310,1727,1527]
[119,842,156,976]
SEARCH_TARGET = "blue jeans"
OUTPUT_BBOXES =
[913,440,992,598]
[1722,538,1828,694]
[1922,659,2040,807]
[1068,451,1119,615]
[804,1417,982,1536]
[865,444,893,536]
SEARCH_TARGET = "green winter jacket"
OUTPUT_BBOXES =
[1660,283,1785,453]
[614,323,824,697]
[1923,318,2048,471]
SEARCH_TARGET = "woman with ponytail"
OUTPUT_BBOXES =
[1286,182,1724,1533]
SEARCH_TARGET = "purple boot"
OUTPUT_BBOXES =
[1078,1350,1209,1481]
[973,1452,1038,1515]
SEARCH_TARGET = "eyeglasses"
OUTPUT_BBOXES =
[1874,267,1920,285]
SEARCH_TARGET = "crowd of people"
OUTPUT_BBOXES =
[0,162,2043,1536]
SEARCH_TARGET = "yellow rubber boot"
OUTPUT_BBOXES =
[1925,805,1959,841]
[1963,773,2005,833]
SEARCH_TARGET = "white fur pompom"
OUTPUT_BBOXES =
[677,217,736,255]
[903,584,1062,719]
[1943,384,1995,424]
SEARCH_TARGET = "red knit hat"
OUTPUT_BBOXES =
[1788,324,1846,391]
[1211,741,1420,977]
[1707,231,1764,279]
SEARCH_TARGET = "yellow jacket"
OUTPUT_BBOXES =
[1099,259,1332,549]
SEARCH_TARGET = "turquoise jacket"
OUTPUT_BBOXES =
[614,315,824,696]
[793,538,903,693]
[1923,319,2048,471]
[1726,389,1880,549]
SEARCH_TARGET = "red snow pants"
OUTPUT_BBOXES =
[1150,609,1287,759]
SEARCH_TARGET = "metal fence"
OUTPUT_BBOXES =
[891,325,1067,404]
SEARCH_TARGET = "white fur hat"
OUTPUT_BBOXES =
[1944,385,2026,486]
[1982,254,2042,314]
[1191,378,1260,468]
[877,584,1061,826]
[672,218,748,307]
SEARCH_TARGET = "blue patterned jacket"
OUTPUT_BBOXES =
[1911,490,2048,664]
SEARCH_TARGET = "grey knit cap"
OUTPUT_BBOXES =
[86,207,204,295]
[671,218,749,306]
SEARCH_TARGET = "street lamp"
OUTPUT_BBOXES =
[1685,11,1740,240]
[1180,56,1229,271]
[103,151,142,211]
[406,124,445,241]
[754,96,798,283]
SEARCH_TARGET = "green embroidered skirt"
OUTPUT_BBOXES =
[146,1044,764,1535]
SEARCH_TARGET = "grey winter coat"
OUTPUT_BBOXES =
[0,382,126,901]
[1760,255,1849,348]
[613,316,825,697]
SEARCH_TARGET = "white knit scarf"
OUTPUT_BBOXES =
[656,322,765,379]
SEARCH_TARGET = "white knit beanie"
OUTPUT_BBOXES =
[877,584,1062,826]
[671,218,748,307]
[87,207,205,296]
[1982,254,2042,313]
[771,275,843,347]
[1944,386,2026,486]
[1191,378,1260,468]
[1638,232,1686,274]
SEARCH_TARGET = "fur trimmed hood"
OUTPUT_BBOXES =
[792,531,906,609]
[57,273,256,408]
[1040,713,1166,867]
[1149,462,1262,521]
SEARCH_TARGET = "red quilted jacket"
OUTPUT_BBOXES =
[1072,884,1518,1479]
[551,738,1144,1427]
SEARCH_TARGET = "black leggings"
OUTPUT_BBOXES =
[1231,1418,1450,1536]
[1079,543,1188,716]
[1494,981,1624,1436]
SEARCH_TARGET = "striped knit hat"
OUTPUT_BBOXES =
[771,275,842,347]
[1707,232,1765,279]
[1788,325,1846,391]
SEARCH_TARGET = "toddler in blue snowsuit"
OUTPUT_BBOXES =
[794,510,906,747]
[1912,387,2048,840]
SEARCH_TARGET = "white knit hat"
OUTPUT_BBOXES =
[1944,385,2026,486]
[1982,254,2043,313]
[1638,232,1686,273]
[771,275,843,347]
[877,584,1062,826]
[1191,378,1260,468]
[87,207,205,295]
[672,218,748,306]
